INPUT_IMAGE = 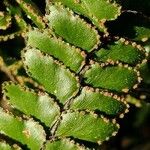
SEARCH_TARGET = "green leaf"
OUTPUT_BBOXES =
[16,0,45,29]
[4,0,22,16]
[49,0,121,31]
[27,29,86,72]
[1,0,147,148]
[56,111,119,143]
[0,141,21,150]
[14,15,27,30]
[46,4,100,52]
[0,141,12,150]
[0,12,11,30]
[45,139,86,150]
[83,63,138,92]
[0,15,27,42]
[22,48,80,103]
[95,39,146,65]
[0,108,46,150]
[2,82,60,127]
[70,87,127,116]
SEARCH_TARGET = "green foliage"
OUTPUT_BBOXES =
[46,4,100,51]
[16,0,45,29]
[95,39,146,65]
[55,111,119,143]
[3,83,60,127]
[70,87,127,115]
[0,108,46,149]
[0,12,11,30]
[22,48,80,103]
[0,141,11,150]
[27,29,86,72]
[83,62,139,92]
[49,0,121,32]
[0,0,149,150]
[45,138,85,150]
